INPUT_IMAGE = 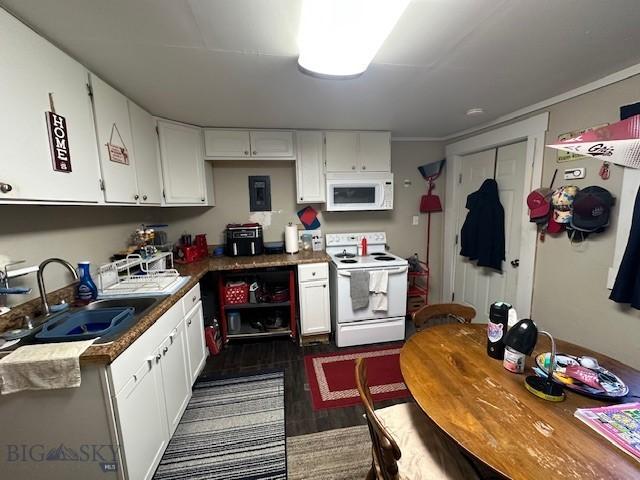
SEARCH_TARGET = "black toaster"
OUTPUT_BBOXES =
[225,223,264,257]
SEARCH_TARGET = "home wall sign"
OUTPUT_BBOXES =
[46,111,72,172]
[106,123,129,165]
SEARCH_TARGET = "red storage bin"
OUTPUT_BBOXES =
[224,282,249,304]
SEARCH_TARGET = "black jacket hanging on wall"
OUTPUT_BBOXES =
[460,179,505,272]
[610,185,640,309]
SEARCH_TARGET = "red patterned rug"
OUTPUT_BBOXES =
[304,344,409,410]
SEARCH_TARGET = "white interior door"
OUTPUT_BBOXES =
[453,141,526,322]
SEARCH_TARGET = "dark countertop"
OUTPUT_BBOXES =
[80,250,330,365]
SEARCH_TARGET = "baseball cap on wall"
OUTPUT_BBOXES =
[551,186,579,224]
[571,186,614,232]
[527,187,552,222]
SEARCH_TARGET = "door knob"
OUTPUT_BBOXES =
[510,259,520,267]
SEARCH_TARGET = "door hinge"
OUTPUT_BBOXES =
[99,178,105,191]
[451,292,455,301]
[458,173,462,184]
[86,83,93,98]
[454,234,458,246]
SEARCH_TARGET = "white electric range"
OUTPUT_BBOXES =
[326,232,408,347]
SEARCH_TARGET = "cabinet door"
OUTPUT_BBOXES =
[325,131,358,172]
[299,280,330,335]
[0,10,101,203]
[296,131,325,204]
[250,131,295,158]
[204,129,250,158]
[185,302,206,384]
[158,120,207,204]
[90,74,139,203]
[128,101,162,204]
[160,320,192,435]
[114,354,168,480]
[358,131,391,172]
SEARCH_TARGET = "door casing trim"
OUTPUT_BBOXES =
[443,113,549,318]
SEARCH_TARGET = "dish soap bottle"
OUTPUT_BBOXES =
[76,261,98,304]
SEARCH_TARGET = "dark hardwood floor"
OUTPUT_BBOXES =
[199,319,415,437]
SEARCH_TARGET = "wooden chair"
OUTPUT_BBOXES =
[411,303,476,331]
[355,358,479,480]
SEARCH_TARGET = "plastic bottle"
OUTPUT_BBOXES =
[76,261,98,303]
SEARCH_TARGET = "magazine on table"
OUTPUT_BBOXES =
[574,402,640,462]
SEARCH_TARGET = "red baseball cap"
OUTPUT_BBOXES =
[527,187,552,221]
[546,214,564,234]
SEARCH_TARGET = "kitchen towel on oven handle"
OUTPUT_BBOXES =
[350,270,370,310]
[369,270,389,312]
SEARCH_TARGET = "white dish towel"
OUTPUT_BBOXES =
[0,339,96,395]
[369,270,389,312]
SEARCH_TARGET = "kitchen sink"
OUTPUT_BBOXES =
[2,295,168,346]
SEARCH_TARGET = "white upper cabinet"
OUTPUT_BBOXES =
[128,102,162,205]
[90,74,139,203]
[249,131,295,158]
[0,9,101,203]
[296,131,325,203]
[325,131,391,173]
[324,131,359,172]
[358,131,391,172]
[204,129,295,159]
[204,130,250,158]
[158,120,211,205]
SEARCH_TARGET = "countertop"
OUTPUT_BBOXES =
[79,250,330,364]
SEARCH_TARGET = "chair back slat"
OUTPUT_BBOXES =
[355,357,402,480]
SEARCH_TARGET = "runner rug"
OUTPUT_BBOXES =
[153,371,286,480]
[304,344,409,410]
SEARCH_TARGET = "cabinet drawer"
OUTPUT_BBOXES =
[182,283,201,315]
[298,263,328,282]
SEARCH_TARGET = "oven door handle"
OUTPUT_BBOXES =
[338,267,407,277]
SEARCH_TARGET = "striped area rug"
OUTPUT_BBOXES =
[153,371,286,480]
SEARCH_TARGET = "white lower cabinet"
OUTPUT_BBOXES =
[298,263,331,335]
[159,319,191,436]
[185,302,207,384]
[114,352,168,480]
[109,284,206,480]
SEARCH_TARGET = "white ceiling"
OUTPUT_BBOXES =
[3,0,640,137]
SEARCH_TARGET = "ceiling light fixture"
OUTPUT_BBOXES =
[466,108,485,116]
[297,0,410,78]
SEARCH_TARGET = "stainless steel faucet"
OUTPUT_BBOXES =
[37,258,78,316]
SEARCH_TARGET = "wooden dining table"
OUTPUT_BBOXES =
[399,323,640,480]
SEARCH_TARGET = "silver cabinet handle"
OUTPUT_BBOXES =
[351,166,356,170]
[192,295,197,302]
[0,183,13,194]
[252,150,257,155]
[155,353,161,361]
[201,197,205,202]
[312,272,316,276]
[188,319,192,326]
[300,197,303,201]
[134,194,139,200]
[162,346,169,355]
[142,195,148,200]
[362,165,366,170]
[323,284,327,288]
[244,150,249,155]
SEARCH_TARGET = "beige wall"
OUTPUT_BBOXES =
[449,74,640,368]
[0,140,444,308]
[164,141,446,302]
[531,75,640,369]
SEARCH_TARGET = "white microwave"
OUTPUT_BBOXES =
[326,172,394,211]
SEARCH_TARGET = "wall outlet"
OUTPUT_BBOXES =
[412,215,420,226]
[564,167,586,180]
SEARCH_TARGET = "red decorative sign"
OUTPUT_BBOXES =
[46,111,72,172]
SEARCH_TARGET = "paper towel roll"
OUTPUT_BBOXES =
[285,224,299,254]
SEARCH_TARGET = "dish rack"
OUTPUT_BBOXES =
[97,252,182,296]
